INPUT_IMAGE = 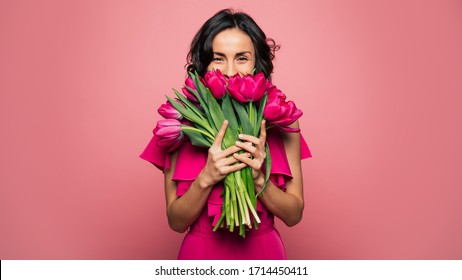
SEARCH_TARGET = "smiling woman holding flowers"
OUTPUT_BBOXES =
[140,9,311,259]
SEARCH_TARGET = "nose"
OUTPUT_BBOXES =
[222,62,237,77]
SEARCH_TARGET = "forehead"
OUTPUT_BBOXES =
[212,28,254,53]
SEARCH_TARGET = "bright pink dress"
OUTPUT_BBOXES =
[140,129,311,260]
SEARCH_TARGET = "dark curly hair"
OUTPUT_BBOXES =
[186,9,280,79]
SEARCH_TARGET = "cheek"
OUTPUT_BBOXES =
[207,62,224,72]
[237,62,255,75]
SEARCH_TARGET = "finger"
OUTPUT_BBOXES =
[222,162,247,174]
[235,140,257,155]
[232,153,258,169]
[260,120,267,143]
[233,153,255,168]
[238,134,259,145]
[219,155,242,167]
[220,145,243,158]
[211,145,242,162]
[211,120,228,148]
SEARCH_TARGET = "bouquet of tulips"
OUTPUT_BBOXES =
[153,70,302,237]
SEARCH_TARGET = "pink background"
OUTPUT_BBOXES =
[1,0,461,259]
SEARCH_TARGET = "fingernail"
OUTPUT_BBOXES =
[238,134,244,138]
[235,141,242,144]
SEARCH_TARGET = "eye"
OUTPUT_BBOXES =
[237,56,249,61]
[213,57,224,62]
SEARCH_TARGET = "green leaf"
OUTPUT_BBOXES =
[231,99,253,135]
[183,84,203,104]
[182,127,213,148]
[204,88,239,149]
[257,143,272,197]
[165,95,201,125]
[221,94,239,136]
[183,84,212,124]
[254,94,268,136]
[172,89,206,121]
[189,72,224,135]
[205,89,225,131]
[244,167,256,207]
[168,91,214,136]
[242,166,258,230]
[191,71,209,103]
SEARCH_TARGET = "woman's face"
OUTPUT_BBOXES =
[207,28,255,77]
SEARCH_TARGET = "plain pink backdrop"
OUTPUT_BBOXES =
[1,0,461,259]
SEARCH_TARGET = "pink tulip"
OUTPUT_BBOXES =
[157,100,183,120]
[204,69,227,99]
[227,72,268,102]
[263,86,286,120]
[264,86,303,130]
[153,119,184,151]
[181,77,199,102]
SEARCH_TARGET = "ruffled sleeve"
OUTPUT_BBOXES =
[265,129,312,191]
[172,141,207,197]
[139,135,171,171]
[139,137,207,196]
[301,133,312,159]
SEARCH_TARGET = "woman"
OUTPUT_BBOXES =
[140,9,311,259]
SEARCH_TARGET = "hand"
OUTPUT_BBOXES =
[198,120,246,188]
[233,120,267,183]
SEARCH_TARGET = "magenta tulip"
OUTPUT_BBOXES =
[153,119,184,151]
[181,77,199,102]
[204,70,227,99]
[227,72,268,102]
[157,100,183,120]
[264,86,303,130]
[263,86,286,120]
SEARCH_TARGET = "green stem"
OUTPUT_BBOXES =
[233,182,239,228]
[225,176,233,231]
[236,175,251,227]
[213,211,226,232]
[181,126,215,142]
[245,191,261,224]
[249,101,253,124]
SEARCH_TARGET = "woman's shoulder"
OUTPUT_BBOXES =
[267,122,312,160]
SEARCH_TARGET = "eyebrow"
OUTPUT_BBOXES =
[213,51,252,57]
